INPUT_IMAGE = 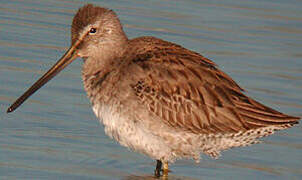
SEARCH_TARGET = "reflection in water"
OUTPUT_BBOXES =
[123,175,158,180]
[124,174,200,180]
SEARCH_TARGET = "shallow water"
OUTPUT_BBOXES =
[0,0,301,179]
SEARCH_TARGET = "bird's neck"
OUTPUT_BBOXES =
[81,41,128,101]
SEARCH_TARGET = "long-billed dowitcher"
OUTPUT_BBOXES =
[7,4,300,177]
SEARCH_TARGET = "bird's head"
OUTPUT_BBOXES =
[7,4,127,113]
[71,4,127,58]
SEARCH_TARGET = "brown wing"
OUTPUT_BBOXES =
[128,36,299,134]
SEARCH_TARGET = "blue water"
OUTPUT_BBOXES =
[0,0,301,179]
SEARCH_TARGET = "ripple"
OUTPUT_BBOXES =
[0,0,301,179]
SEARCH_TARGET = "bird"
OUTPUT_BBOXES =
[7,4,300,177]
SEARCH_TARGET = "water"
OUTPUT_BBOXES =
[0,0,301,179]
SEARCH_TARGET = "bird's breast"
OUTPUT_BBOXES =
[91,101,172,160]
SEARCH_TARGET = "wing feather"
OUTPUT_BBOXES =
[128,37,299,134]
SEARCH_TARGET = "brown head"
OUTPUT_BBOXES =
[7,4,128,113]
[71,4,127,59]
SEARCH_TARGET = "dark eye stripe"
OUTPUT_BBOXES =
[89,28,97,33]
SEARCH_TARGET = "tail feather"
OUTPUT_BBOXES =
[232,94,300,128]
[201,123,298,159]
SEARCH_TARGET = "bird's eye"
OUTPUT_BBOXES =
[89,28,97,34]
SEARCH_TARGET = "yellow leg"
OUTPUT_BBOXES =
[162,162,169,177]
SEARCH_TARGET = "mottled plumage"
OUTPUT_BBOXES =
[83,35,298,162]
[7,4,300,177]
[127,37,298,134]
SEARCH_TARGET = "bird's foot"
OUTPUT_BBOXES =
[154,160,170,178]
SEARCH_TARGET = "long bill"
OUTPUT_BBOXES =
[7,43,80,113]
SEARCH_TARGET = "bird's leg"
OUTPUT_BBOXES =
[162,161,169,177]
[154,160,170,178]
[154,160,162,177]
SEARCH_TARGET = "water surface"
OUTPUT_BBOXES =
[0,0,301,179]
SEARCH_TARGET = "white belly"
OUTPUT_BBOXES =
[92,103,172,161]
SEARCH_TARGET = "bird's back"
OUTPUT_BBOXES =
[85,36,300,160]
[122,36,299,134]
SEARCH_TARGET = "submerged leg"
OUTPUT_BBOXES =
[154,160,162,177]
